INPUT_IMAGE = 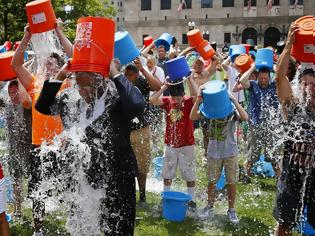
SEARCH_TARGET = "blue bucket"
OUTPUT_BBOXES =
[0,46,7,53]
[199,80,235,119]
[299,207,315,235]
[252,155,275,177]
[155,33,173,52]
[249,50,257,59]
[246,39,255,46]
[255,48,274,71]
[114,31,140,65]
[162,191,192,222]
[229,45,246,62]
[165,56,191,82]
[216,168,226,190]
[152,156,164,179]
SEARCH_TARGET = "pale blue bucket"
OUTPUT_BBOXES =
[165,56,191,82]
[152,156,163,179]
[216,168,226,190]
[229,45,246,62]
[162,191,192,222]
[155,33,173,52]
[255,48,274,71]
[0,46,7,53]
[114,31,140,65]
[199,80,235,119]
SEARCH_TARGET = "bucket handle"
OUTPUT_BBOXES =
[74,38,110,63]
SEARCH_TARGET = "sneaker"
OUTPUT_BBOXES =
[227,208,240,224]
[197,205,214,220]
[33,232,43,236]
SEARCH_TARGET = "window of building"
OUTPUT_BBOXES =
[203,33,210,41]
[223,0,234,7]
[182,33,188,44]
[266,0,280,6]
[201,0,213,8]
[224,33,231,43]
[141,0,151,10]
[117,17,119,22]
[161,0,171,10]
[289,0,303,5]
[184,0,192,9]
[244,0,256,7]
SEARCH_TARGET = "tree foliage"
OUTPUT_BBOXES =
[0,0,116,43]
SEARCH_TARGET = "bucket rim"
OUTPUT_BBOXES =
[162,191,192,201]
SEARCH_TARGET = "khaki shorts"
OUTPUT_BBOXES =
[207,156,239,185]
[162,145,196,182]
[130,126,151,174]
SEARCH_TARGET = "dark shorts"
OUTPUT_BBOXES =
[273,158,315,229]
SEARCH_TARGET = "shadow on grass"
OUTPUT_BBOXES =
[258,180,277,192]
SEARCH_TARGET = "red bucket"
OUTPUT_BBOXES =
[196,40,215,60]
[144,36,154,48]
[26,0,57,34]
[3,41,12,51]
[291,15,314,63]
[69,17,115,77]
[241,44,251,54]
[0,51,17,81]
[187,29,204,48]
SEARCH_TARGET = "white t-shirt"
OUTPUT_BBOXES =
[148,66,165,97]
[227,66,245,103]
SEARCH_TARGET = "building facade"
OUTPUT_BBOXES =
[111,0,314,48]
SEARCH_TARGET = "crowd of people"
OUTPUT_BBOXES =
[0,16,313,236]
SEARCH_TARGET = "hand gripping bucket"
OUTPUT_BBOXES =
[114,31,140,65]
[0,51,17,81]
[143,36,154,48]
[25,0,57,34]
[69,17,115,77]
[165,56,191,82]
[196,40,215,60]
[235,54,254,74]
[162,191,192,222]
[199,80,235,119]
[155,33,173,52]
[229,45,246,63]
[152,156,163,179]
[255,48,274,71]
[187,29,204,48]
[291,15,314,63]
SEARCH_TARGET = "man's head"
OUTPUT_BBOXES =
[75,72,103,104]
[146,55,157,70]
[169,84,185,105]
[257,68,271,88]
[157,45,166,60]
[8,80,19,105]
[124,64,139,83]
[299,68,315,105]
[45,52,65,78]
[193,58,204,74]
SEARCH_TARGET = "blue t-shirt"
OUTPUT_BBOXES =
[248,80,279,126]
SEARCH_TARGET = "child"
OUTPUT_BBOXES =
[149,76,198,212]
[0,164,10,235]
[190,82,248,223]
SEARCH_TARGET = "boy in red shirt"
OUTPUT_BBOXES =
[0,164,10,236]
[150,76,198,210]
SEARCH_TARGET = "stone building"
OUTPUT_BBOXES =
[111,0,314,48]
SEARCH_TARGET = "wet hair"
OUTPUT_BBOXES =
[147,55,157,66]
[125,64,139,74]
[258,68,271,74]
[8,80,18,89]
[50,52,65,68]
[157,45,166,51]
[148,50,154,55]
[298,68,314,82]
[169,84,185,97]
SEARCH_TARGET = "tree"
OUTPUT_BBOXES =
[0,0,116,44]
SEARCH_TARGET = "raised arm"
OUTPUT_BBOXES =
[141,42,155,58]
[11,24,33,91]
[229,93,248,121]
[55,18,73,58]
[149,84,168,106]
[187,73,198,98]
[190,86,204,121]
[221,56,231,72]
[239,63,255,89]
[275,22,298,106]
[178,46,195,58]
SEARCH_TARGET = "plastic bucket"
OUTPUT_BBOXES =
[165,56,191,82]
[196,40,215,60]
[187,29,204,48]
[229,45,246,62]
[13,41,21,51]
[0,51,17,81]
[216,169,226,190]
[3,41,12,51]
[114,31,140,65]
[291,15,314,63]
[155,33,173,52]
[199,80,234,119]
[0,46,7,53]
[255,48,274,70]
[69,17,115,77]
[299,207,315,235]
[25,0,57,34]
[241,44,251,54]
[144,36,154,48]
[162,191,192,222]
[246,39,255,46]
[235,54,254,74]
[152,156,163,179]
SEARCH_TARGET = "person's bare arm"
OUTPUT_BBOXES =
[134,58,161,91]
[239,63,255,89]
[276,22,298,107]
[221,56,231,72]
[55,18,73,58]
[190,85,205,120]
[149,84,168,106]
[230,93,248,121]
[178,46,195,58]
[141,42,155,58]
[187,73,198,101]
[11,24,33,91]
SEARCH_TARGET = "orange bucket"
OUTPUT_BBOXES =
[69,17,115,77]
[187,29,204,48]
[26,0,57,34]
[0,51,17,81]
[291,15,314,63]
[196,40,215,60]
[144,36,154,48]
[235,54,254,74]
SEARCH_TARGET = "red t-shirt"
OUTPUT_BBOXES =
[0,164,3,179]
[161,96,195,148]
